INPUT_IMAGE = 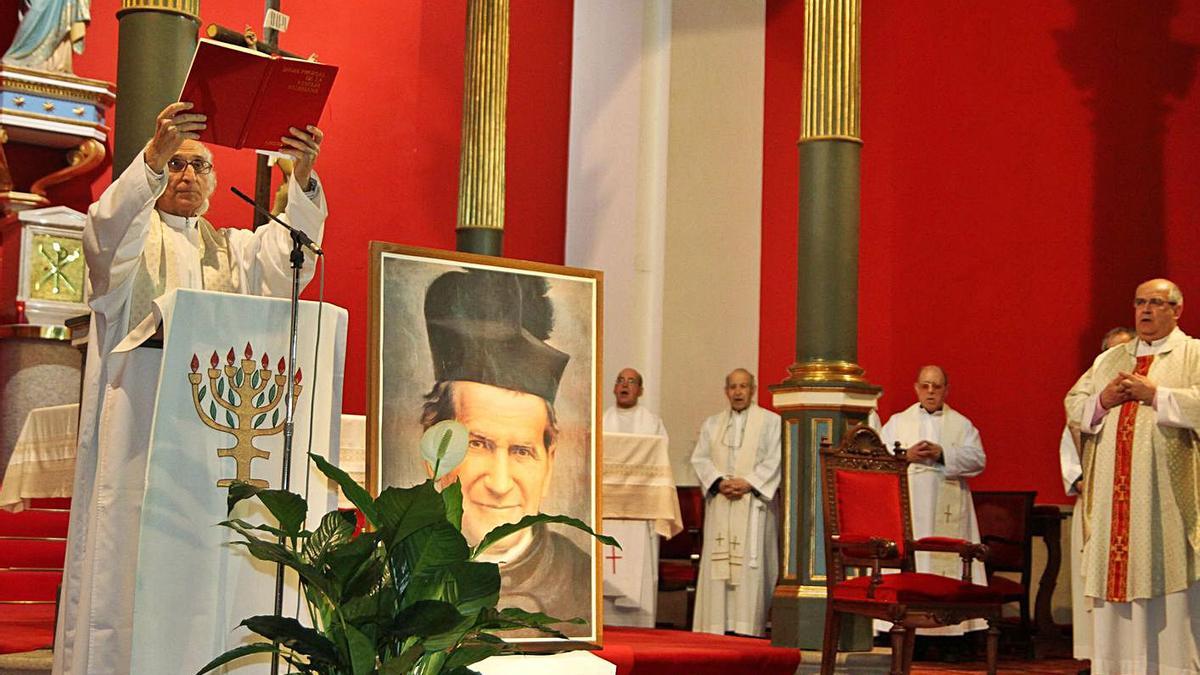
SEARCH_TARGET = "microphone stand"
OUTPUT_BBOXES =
[230,186,322,675]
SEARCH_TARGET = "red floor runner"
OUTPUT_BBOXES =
[0,604,55,654]
[597,627,800,675]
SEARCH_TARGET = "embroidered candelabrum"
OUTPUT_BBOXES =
[188,343,303,488]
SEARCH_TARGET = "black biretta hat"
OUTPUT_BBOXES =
[424,268,569,404]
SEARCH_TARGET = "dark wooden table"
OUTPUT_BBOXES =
[1031,504,1068,637]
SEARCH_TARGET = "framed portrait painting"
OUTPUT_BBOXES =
[367,242,604,644]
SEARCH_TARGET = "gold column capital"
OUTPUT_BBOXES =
[801,0,860,144]
[118,0,200,20]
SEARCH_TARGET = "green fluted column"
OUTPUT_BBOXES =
[112,0,200,179]
[455,0,508,257]
[770,0,881,652]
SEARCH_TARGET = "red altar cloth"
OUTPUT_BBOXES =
[597,627,801,675]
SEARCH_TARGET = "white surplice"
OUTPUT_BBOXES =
[53,155,327,675]
[602,404,668,628]
[690,404,781,637]
[1068,329,1200,675]
[878,403,987,636]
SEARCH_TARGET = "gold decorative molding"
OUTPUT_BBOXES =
[787,358,869,384]
[456,0,509,232]
[30,139,106,198]
[801,0,861,143]
[118,0,200,20]
[0,70,117,107]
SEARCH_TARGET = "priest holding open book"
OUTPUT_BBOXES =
[53,101,329,675]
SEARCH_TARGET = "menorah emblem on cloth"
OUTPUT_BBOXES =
[188,343,302,488]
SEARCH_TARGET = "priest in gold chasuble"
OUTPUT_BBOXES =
[1068,278,1200,675]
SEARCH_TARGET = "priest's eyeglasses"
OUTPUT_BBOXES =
[166,157,214,175]
[1133,297,1176,309]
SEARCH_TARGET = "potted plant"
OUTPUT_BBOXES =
[197,421,616,675]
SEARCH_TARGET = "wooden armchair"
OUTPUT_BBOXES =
[657,485,705,628]
[819,426,1003,675]
[971,490,1035,643]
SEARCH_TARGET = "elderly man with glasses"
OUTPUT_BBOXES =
[54,101,327,675]
[690,368,781,637]
[1066,278,1200,675]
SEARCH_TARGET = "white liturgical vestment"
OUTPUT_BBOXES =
[602,404,669,628]
[1068,329,1200,675]
[690,404,781,637]
[879,403,986,636]
[53,155,327,675]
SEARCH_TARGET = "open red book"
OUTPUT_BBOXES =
[178,39,338,152]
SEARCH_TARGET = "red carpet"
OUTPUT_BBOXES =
[0,604,56,654]
[598,627,800,675]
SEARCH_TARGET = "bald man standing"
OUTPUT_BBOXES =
[690,368,781,637]
[1067,278,1200,674]
[880,365,987,637]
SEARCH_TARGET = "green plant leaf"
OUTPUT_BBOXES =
[376,482,445,544]
[269,383,278,401]
[194,642,279,674]
[218,518,291,539]
[445,561,500,617]
[310,453,380,526]
[226,482,261,514]
[341,551,386,603]
[227,537,334,600]
[257,489,308,536]
[497,606,585,626]
[235,369,244,387]
[379,644,424,674]
[442,481,463,530]
[198,385,207,402]
[403,521,470,576]
[472,514,618,559]
[209,400,217,419]
[223,483,307,536]
[420,612,477,652]
[253,413,266,428]
[303,509,357,565]
[342,623,376,675]
[252,370,261,388]
[240,615,339,664]
[217,379,225,397]
[326,532,381,592]
[445,644,501,672]
[272,408,280,426]
[225,409,236,427]
[383,599,464,642]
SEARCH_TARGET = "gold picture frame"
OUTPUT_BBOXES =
[367,242,604,646]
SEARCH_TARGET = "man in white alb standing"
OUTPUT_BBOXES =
[601,367,670,626]
[690,368,781,637]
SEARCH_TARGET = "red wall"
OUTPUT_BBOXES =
[15,1,1200,503]
[763,0,1200,504]
[53,0,573,414]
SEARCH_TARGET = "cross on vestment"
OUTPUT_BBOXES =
[605,546,624,574]
[715,533,725,547]
[730,536,740,553]
[943,504,954,523]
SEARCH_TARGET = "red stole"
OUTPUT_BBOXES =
[1105,354,1153,602]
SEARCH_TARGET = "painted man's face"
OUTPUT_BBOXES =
[440,381,555,554]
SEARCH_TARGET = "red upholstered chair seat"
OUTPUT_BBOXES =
[659,559,698,587]
[832,573,1003,604]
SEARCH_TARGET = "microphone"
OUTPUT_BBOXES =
[229,186,324,256]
